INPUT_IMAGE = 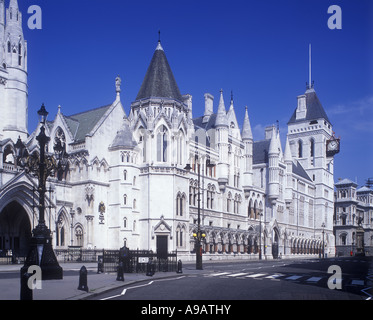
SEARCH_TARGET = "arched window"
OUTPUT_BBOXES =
[177,130,184,165]
[3,145,15,164]
[123,194,127,205]
[133,199,136,209]
[298,140,303,158]
[123,170,127,181]
[123,218,127,228]
[7,41,11,53]
[157,125,168,162]
[310,139,315,166]
[60,227,65,246]
[75,226,83,247]
[18,43,22,66]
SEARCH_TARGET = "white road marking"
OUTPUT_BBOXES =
[227,272,250,277]
[245,273,266,278]
[100,277,185,300]
[306,277,322,283]
[265,274,284,279]
[285,275,302,281]
[209,272,231,277]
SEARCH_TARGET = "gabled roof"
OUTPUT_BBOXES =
[193,113,218,131]
[63,105,112,143]
[136,41,183,101]
[292,161,312,182]
[288,88,331,125]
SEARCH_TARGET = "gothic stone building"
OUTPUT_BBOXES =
[0,0,338,260]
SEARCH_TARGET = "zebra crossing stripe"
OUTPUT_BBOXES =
[209,272,230,277]
[285,275,303,281]
[245,273,267,278]
[306,277,322,283]
[265,274,284,279]
[227,272,250,277]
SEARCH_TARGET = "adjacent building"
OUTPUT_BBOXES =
[334,179,373,256]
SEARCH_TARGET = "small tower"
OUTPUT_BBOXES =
[0,0,28,142]
[215,89,229,192]
[268,126,280,205]
[241,106,253,192]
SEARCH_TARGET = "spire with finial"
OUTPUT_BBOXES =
[156,30,163,51]
[241,106,253,140]
[215,89,228,127]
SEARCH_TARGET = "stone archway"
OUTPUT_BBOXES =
[0,201,32,256]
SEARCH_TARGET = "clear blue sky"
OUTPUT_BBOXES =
[18,0,372,186]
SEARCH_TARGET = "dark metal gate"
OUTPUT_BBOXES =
[102,249,120,273]
[102,249,177,273]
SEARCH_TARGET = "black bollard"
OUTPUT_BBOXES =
[77,266,89,292]
[20,271,33,300]
[116,262,124,281]
[176,259,183,274]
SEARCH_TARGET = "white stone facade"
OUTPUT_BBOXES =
[0,1,338,260]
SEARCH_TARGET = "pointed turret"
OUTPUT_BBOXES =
[136,40,182,101]
[215,89,228,127]
[268,126,279,155]
[268,126,280,204]
[242,107,253,193]
[214,89,229,191]
[241,106,253,141]
[284,136,292,164]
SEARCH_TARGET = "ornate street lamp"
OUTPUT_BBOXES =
[16,104,68,280]
[185,158,215,270]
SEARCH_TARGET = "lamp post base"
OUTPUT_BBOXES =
[196,243,203,270]
[21,226,63,280]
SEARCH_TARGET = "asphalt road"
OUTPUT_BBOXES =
[89,256,373,302]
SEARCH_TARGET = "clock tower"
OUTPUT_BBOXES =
[287,83,338,256]
[0,0,28,142]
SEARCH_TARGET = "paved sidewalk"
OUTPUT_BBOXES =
[0,262,188,300]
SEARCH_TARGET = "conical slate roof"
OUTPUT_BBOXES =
[136,41,183,101]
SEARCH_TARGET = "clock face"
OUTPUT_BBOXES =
[328,140,338,151]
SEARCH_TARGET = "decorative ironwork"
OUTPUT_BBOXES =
[15,104,69,280]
